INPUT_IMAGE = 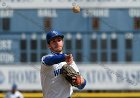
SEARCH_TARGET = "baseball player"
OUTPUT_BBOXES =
[40,30,86,98]
[5,84,24,98]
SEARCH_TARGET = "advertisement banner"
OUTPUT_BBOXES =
[0,65,41,90]
[79,64,140,90]
[0,0,140,9]
[0,64,140,90]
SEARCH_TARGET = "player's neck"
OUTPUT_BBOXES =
[51,51,63,54]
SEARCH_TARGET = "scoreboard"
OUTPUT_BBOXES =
[0,34,20,64]
[0,0,140,9]
[0,39,15,63]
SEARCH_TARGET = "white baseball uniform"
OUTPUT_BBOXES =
[40,53,79,98]
[5,91,24,98]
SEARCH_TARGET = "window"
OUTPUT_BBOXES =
[126,39,132,49]
[20,52,27,62]
[41,39,47,49]
[65,39,72,50]
[90,39,97,49]
[90,52,97,62]
[44,17,52,31]
[101,39,107,49]
[125,51,132,62]
[111,39,117,49]
[92,17,99,30]
[65,33,72,50]
[31,53,37,62]
[125,34,133,62]
[101,34,107,62]
[90,34,98,63]
[111,52,117,62]
[76,39,82,49]
[41,34,47,59]
[20,38,27,62]
[75,39,82,62]
[76,51,82,62]
[101,51,107,62]
[2,18,10,31]
[31,39,37,50]
[20,39,27,50]
[134,17,140,29]
[41,39,47,59]
[75,34,82,62]
[111,35,118,62]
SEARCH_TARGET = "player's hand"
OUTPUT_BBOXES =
[72,76,84,86]
[65,54,73,65]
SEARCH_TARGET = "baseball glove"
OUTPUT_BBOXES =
[61,64,82,87]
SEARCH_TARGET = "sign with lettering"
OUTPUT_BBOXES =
[0,40,15,64]
[0,53,14,63]
[0,64,140,90]
[79,64,140,90]
[0,65,41,90]
[0,0,140,9]
[0,40,12,50]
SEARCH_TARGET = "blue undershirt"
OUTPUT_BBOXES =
[77,79,86,90]
[42,53,65,66]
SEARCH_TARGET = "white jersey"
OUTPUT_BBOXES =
[40,54,79,98]
[5,91,24,98]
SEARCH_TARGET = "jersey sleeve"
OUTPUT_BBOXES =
[70,61,79,72]
[41,54,66,66]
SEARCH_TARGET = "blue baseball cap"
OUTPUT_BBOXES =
[12,84,17,89]
[46,30,64,44]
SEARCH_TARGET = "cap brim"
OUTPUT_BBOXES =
[48,35,64,44]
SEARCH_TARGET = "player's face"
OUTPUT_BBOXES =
[48,37,64,53]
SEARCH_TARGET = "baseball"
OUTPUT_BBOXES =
[72,5,80,13]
